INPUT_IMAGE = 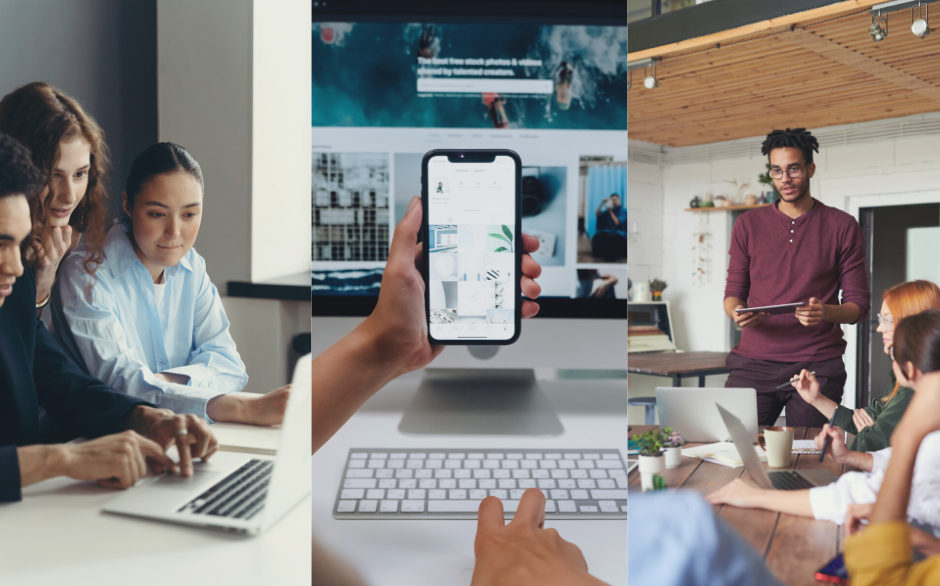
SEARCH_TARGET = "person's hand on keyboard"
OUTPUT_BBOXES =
[471,488,609,586]
[128,408,219,476]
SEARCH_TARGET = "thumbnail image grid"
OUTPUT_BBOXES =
[577,156,626,264]
[312,152,390,262]
[429,224,515,324]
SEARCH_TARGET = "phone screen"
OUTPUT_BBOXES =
[425,153,519,342]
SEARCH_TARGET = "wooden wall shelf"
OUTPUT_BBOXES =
[684,204,771,213]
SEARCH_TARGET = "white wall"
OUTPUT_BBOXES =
[626,160,663,286]
[627,129,940,423]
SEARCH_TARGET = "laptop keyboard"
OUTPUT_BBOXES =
[769,470,816,491]
[177,458,273,519]
[333,448,628,520]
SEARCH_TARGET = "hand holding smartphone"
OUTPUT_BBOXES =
[422,149,522,345]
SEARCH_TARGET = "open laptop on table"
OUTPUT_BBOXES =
[656,387,758,442]
[717,404,837,490]
[103,354,312,535]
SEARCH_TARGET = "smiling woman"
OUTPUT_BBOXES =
[49,142,290,427]
[0,82,111,307]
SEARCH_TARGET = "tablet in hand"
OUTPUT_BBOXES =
[734,302,804,315]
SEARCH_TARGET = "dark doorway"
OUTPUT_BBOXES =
[858,203,940,408]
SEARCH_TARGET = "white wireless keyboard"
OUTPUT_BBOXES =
[333,448,629,520]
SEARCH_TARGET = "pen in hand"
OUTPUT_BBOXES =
[820,411,837,463]
[775,371,816,391]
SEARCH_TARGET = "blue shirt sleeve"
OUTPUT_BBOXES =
[0,445,22,502]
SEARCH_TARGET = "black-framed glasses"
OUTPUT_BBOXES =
[877,313,894,327]
[769,165,809,180]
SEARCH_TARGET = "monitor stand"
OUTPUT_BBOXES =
[398,368,564,436]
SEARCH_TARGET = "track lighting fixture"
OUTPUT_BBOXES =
[869,14,889,41]
[912,3,930,37]
[643,64,658,89]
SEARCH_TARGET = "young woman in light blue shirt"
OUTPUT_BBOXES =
[51,142,288,424]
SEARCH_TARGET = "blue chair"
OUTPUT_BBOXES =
[628,396,658,425]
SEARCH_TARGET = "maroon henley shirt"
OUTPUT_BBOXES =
[724,198,870,362]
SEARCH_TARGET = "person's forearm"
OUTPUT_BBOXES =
[839,450,874,472]
[724,297,745,320]
[870,437,921,524]
[17,445,68,487]
[809,396,839,419]
[609,209,619,226]
[753,488,815,517]
[312,320,401,454]
[824,302,860,324]
[121,405,173,436]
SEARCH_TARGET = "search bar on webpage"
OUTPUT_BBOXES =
[417,78,553,94]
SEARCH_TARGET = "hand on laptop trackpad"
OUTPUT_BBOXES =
[148,461,216,490]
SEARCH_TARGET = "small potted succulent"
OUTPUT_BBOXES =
[632,428,667,491]
[649,278,667,301]
[663,428,687,469]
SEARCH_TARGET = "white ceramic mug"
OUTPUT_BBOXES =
[758,426,794,468]
[633,282,651,302]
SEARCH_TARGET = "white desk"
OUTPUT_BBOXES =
[0,422,309,586]
[312,376,629,586]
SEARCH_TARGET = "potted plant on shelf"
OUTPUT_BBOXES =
[632,428,667,491]
[758,163,780,203]
[649,278,667,301]
[663,428,687,469]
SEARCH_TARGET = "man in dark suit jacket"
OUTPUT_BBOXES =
[0,133,217,502]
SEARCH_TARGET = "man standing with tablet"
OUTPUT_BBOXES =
[723,128,870,426]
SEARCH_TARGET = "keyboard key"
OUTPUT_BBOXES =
[518,479,536,489]
[597,461,624,469]
[551,489,569,500]
[544,500,557,513]
[532,470,549,479]
[546,453,562,460]
[429,453,446,459]
[490,489,508,499]
[486,453,504,460]
[427,500,482,513]
[508,453,523,460]
[479,479,496,489]
[591,490,629,500]
[434,469,452,479]
[428,490,446,499]
[350,453,368,459]
[609,469,627,479]
[621,505,628,513]
[348,460,366,469]
[379,479,396,489]
[337,500,357,513]
[501,460,519,469]
[525,453,543,460]
[510,489,526,500]
[512,469,530,479]
[395,469,413,479]
[483,460,500,469]
[558,500,577,513]
[539,460,557,469]
[577,479,597,489]
[380,500,398,513]
[390,453,407,459]
[559,461,576,469]
[448,453,466,460]
[603,453,620,460]
[358,500,378,513]
[440,479,457,489]
[564,453,581,460]
[368,460,385,469]
[344,479,377,489]
[551,469,569,479]
[399,479,417,489]
[366,489,384,500]
[520,461,538,469]
[411,453,427,460]
[584,453,600,460]
[445,460,462,469]
[498,479,516,489]
[599,500,616,507]
[401,500,425,513]
[469,453,485,460]
[493,469,510,479]
[426,459,442,469]
[473,469,491,479]
[346,469,373,478]
[386,489,405,500]
[454,470,471,479]
[370,453,388,459]
[419,479,437,489]
[415,469,432,479]
[449,489,467,499]
[459,479,476,489]
[590,470,608,479]
[408,489,426,500]
[577,460,595,469]
[570,489,589,500]
[571,470,588,479]
[598,479,616,489]
[376,469,394,478]
[470,489,487,500]
[463,460,481,469]
[538,479,556,489]
[558,479,576,489]
[387,459,405,469]
[579,505,599,513]
[406,460,424,469]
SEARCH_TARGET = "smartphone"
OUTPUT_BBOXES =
[422,149,522,345]
[814,553,848,585]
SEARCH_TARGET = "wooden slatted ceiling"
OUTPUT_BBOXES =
[628,8,940,147]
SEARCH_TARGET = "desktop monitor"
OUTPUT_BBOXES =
[311,0,628,435]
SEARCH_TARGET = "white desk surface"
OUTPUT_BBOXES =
[312,376,629,586]
[0,421,307,586]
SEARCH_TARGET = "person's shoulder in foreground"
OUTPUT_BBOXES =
[630,491,784,586]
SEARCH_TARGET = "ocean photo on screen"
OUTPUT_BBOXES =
[312,23,628,129]
[312,268,384,296]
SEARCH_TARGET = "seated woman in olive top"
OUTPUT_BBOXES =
[792,280,940,452]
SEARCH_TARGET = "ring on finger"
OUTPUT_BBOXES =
[175,429,189,437]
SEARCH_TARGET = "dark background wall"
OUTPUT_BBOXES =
[0,0,157,219]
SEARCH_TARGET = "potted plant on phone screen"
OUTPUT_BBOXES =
[632,428,667,491]
[663,428,686,469]
[649,278,667,301]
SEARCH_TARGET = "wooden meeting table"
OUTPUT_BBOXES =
[629,425,856,586]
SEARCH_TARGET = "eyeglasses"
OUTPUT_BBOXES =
[877,313,894,327]
[769,165,809,180]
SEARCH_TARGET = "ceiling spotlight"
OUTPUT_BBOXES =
[643,64,658,89]
[912,3,930,38]
[869,14,889,41]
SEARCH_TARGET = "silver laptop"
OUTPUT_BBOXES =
[717,404,837,490]
[103,354,312,535]
[656,387,758,442]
